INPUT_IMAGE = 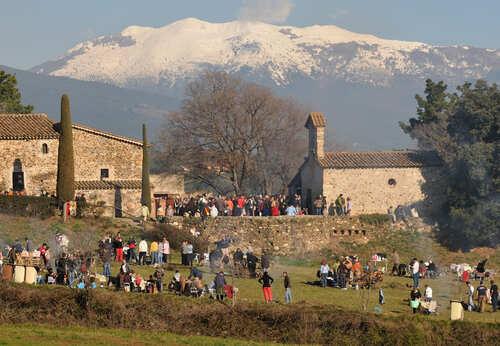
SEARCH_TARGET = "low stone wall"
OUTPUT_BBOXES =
[163,216,391,256]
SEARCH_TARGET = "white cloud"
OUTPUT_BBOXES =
[239,0,294,24]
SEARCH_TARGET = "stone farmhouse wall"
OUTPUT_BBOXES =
[0,139,58,195]
[73,128,142,181]
[322,167,442,215]
[165,216,390,256]
[298,158,324,212]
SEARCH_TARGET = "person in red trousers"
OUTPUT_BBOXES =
[259,271,274,303]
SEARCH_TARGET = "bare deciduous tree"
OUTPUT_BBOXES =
[154,71,307,195]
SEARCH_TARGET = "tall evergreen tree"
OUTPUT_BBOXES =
[0,69,33,113]
[56,94,75,205]
[401,79,499,249]
[141,124,152,210]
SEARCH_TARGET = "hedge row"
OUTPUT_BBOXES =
[0,195,57,218]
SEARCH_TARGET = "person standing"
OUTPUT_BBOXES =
[214,271,226,301]
[345,197,352,215]
[138,238,148,266]
[259,271,274,303]
[410,258,420,288]
[490,280,498,312]
[466,281,475,311]
[161,237,170,264]
[114,233,124,262]
[319,260,330,288]
[181,241,188,266]
[127,238,136,263]
[476,281,487,313]
[150,240,159,265]
[283,272,292,304]
[186,241,194,267]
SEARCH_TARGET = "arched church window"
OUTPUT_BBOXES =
[388,178,397,186]
[13,159,23,172]
[42,143,49,154]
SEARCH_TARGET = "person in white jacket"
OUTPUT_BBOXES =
[424,284,433,302]
[162,237,170,264]
[138,239,148,265]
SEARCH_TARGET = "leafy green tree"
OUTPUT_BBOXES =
[0,69,33,113]
[56,94,75,205]
[401,79,499,249]
[141,124,152,211]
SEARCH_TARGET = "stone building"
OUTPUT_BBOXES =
[289,112,442,215]
[0,113,183,216]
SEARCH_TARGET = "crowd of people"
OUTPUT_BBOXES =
[154,193,354,220]
[1,232,497,313]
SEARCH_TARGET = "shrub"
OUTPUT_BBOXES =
[358,213,391,226]
[0,195,57,218]
[149,223,210,254]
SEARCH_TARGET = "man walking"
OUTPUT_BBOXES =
[283,272,292,304]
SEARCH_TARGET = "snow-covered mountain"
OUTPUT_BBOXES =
[26,18,499,149]
[32,18,500,91]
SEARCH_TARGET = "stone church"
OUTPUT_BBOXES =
[0,113,183,217]
[289,112,442,215]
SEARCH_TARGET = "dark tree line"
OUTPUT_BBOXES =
[401,79,499,249]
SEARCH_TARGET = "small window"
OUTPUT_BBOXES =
[388,178,397,186]
[100,169,109,179]
[42,143,49,154]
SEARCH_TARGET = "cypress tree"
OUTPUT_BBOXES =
[56,94,75,205]
[141,123,152,210]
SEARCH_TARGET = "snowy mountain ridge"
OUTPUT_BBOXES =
[33,18,500,89]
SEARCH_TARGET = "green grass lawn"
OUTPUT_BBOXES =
[105,254,499,324]
[0,324,275,346]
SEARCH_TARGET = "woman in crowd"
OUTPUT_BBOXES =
[259,271,274,303]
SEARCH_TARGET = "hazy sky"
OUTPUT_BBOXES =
[1,0,499,69]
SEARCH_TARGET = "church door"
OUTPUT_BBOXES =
[12,159,25,191]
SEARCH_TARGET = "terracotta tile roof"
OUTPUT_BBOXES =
[0,113,142,146]
[318,151,441,169]
[0,113,59,140]
[72,124,142,147]
[305,112,326,128]
[75,180,142,190]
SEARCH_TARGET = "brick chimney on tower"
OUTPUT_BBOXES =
[305,112,326,158]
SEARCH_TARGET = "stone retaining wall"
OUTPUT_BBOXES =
[163,216,390,256]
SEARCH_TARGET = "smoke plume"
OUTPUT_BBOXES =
[239,0,294,24]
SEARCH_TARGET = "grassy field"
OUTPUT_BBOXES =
[0,324,273,346]
[0,214,498,344]
[105,257,499,324]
